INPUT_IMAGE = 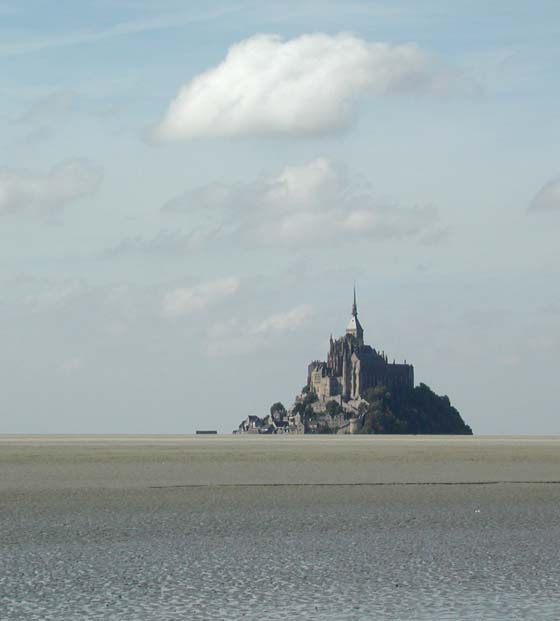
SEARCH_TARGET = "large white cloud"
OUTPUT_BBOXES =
[529,177,560,211]
[154,32,459,140]
[0,159,102,216]
[163,157,439,246]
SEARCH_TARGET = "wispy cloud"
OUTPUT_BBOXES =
[250,305,313,336]
[17,89,79,125]
[0,159,102,216]
[163,157,440,247]
[162,277,240,318]
[207,304,313,356]
[0,6,243,57]
[2,274,87,314]
[529,176,560,212]
[105,227,224,258]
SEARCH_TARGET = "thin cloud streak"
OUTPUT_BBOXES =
[0,6,245,57]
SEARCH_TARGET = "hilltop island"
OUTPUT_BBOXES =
[236,290,472,435]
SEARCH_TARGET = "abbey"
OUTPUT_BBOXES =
[308,289,413,401]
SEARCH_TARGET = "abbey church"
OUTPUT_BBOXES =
[237,291,415,434]
[308,289,413,401]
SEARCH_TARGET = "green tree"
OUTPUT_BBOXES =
[303,391,318,406]
[292,401,305,416]
[325,400,343,416]
[270,402,286,416]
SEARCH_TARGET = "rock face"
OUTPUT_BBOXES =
[234,292,473,435]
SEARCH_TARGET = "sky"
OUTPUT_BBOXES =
[1,0,559,434]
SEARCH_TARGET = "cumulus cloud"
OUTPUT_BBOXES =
[163,157,439,247]
[162,276,239,318]
[529,177,560,211]
[0,159,102,216]
[153,32,462,140]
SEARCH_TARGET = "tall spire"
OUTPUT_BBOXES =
[346,283,364,343]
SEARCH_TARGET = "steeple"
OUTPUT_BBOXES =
[346,285,364,344]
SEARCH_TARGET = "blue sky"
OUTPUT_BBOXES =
[1,1,559,433]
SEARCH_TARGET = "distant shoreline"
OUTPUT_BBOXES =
[1,433,560,447]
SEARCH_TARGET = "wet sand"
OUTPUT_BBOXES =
[1,436,560,620]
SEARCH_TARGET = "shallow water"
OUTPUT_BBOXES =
[1,437,559,620]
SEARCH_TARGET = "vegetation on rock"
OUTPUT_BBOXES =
[292,390,318,419]
[360,384,472,435]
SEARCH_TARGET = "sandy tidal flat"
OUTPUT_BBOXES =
[1,436,560,620]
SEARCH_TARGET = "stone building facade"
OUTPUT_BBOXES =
[308,290,413,401]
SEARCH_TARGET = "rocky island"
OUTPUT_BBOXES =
[236,290,472,435]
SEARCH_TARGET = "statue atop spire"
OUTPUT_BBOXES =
[352,283,358,317]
